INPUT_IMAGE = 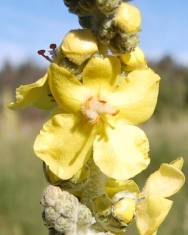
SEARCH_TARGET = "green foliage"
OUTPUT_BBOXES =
[150,56,188,118]
[0,129,47,235]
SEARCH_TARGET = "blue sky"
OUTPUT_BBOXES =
[1,0,188,67]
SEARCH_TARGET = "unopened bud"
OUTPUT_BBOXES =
[96,0,122,15]
[41,185,62,207]
[110,32,139,53]
[64,0,96,16]
[61,29,98,65]
[44,207,59,224]
[98,18,115,45]
[41,186,96,234]
[120,47,147,71]
[112,198,136,224]
[77,204,95,227]
[79,16,93,28]
[113,3,142,34]
[54,216,75,234]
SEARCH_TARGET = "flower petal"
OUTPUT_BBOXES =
[107,68,160,124]
[34,113,95,180]
[48,63,89,113]
[9,75,55,110]
[170,157,184,170]
[152,232,158,235]
[136,196,173,235]
[61,29,98,65]
[93,120,150,180]
[142,158,185,198]
[82,56,121,90]
[120,47,147,72]
[105,179,140,198]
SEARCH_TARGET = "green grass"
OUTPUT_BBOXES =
[0,115,187,235]
[0,127,47,235]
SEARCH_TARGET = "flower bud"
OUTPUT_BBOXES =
[110,32,139,53]
[96,0,122,15]
[41,186,96,234]
[79,16,93,28]
[98,18,115,45]
[112,198,136,224]
[77,204,95,227]
[120,47,147,71]
[113,3,142,34]
[61,29,98,65]
[64,0,96,16]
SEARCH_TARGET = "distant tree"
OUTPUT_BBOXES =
[0,61,46,122]
[151,56,188,119]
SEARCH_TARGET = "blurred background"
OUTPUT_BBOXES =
[0,0,187,235]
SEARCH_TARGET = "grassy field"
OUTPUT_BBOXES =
[0,110,187,235]
[0,122,46,235]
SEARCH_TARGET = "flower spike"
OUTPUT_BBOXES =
[9,1,184,235]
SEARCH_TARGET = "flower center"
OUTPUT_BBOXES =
[81,96,118,124]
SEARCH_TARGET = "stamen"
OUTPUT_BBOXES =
[99,99,107,104]
[49,43,58,59]
[37,49,53,62]
[112,110,119,116]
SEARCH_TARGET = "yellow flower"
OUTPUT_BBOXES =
[113,3,142,34]
[34,56,160,181]
[120,47,147,72]
[61,29,98,65]
[105,158,185,235]
[9,74,55,110]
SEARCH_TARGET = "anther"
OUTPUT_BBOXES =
[37,49,53,63]
[112,110,119,116]
[99,99,107,104]
[37,49,46,55]
[49,43,57,59]
[49,43,57,50]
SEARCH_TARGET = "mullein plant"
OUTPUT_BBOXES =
[9,0,185,235]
